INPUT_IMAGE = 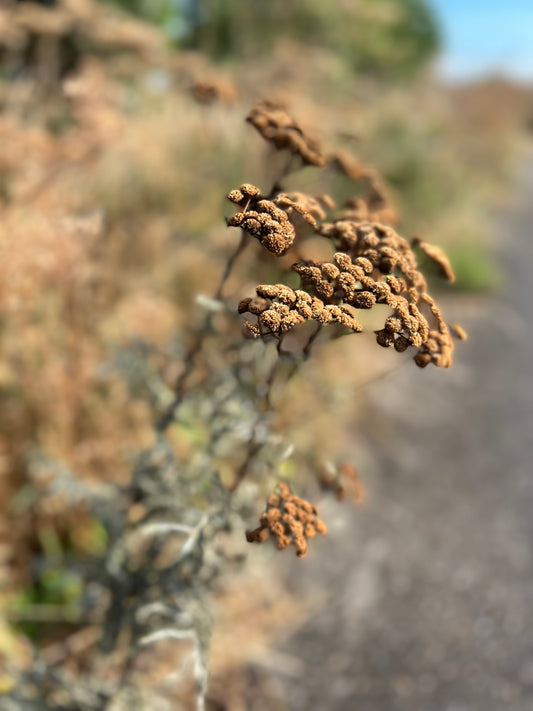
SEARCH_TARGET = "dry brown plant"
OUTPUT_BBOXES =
[190,76,237,105]
[246,483,327,558]
[228,104,450,371]
[247,99,326,167]
[231,183,463,367]
[226,184,296,255]
[412,235,456,283]
[0,68,473,709]
[239,282,363,338]
[223,103,465,565]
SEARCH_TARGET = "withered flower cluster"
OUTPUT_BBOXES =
[246,483,327,558]
[189,77,237,105]
[238,281,362,339]
[227,183,295,255]
[274,191,332,230]
[312,223,456,367]
[247,100,326,167]
[228,101,466,369]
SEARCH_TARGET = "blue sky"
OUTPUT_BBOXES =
[429,0,533,82]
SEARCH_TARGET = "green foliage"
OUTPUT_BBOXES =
[12,562,83,641]
[9,518,106,640]
[447,243,501,292]
[189,0,439,78]
[103,0,440,79]
[101,0,188,41]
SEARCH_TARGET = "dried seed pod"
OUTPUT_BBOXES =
[230,103,461,369]
[450,323,468,340]
[227,198,295,254]
[412,237,456,283]
[274,192,328,229]
[351,292,376,309]
[329,150,372,182]
[375,329,395,348]
[242,320,261,338]
[227,183,261,206]
[190,76,237,105]
[240,283,363,338]
[247,100,326,167]
[394,335,411,353]
[246,483,327,558]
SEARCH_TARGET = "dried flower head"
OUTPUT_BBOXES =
[273,192,330,230]
[239,212,461,365]
[450,322,468,340]
[412,237,456,283]
[329,150,373,182]
[227,182,262,206]
[190,77,236,105]
[247,100,326,167]
[231,102,464,369]
[314,220,461,366]
[240,283,362,339]
[246,482,327,558]
[227,184,295,255]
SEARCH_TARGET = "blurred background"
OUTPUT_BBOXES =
[0,1,532,709]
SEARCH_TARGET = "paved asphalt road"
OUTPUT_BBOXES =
[279,161,533,711]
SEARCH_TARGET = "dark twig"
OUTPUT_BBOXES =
[228,423,263,494]
[157,232,248,431]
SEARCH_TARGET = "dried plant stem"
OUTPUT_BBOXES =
[229,337,290,492]
[158,156,296,432]
[228,423,263,493]
[303,323,322,358]
[157,232,249,431]
[285,323,323,382]
[214,230,248,301]
[264,335,289,408]
[268,154,296,198]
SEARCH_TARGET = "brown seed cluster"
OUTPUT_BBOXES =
[246,483,327,558]
[316,221,458,367]
[238,283,362,338]
[229,101,465,370]
[240,221,458,366]
[295,250,430,351]
[330,150,371,182]
[247,100,326,167]
[234,200,461,366]
[450,323,468,341]
[273,192,331,230]
[412,237,456,283]
[189,77,237,105]
[227,184,295,255]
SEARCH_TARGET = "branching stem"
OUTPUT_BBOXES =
[157,231,248,431]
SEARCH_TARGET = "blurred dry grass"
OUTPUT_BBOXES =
[0,1,531,706]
